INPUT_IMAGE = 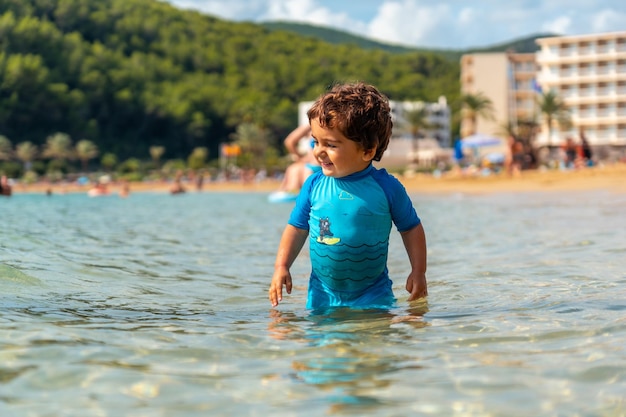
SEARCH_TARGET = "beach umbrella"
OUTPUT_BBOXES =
[461,133,503,149]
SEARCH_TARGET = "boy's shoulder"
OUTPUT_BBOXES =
[307,169,325,185]
[370,166,403,186]
[299,169,325,195]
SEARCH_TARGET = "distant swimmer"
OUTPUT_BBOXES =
[0,175,12,196]
[87,182,110,197]
[170,178,185,195]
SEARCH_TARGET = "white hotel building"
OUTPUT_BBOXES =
[535,31,626,149]
[461,31,626,161]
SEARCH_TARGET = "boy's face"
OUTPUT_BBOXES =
[310,120,375,178]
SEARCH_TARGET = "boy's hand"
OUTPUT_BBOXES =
[269,266,292,307]
[406,271,427,301]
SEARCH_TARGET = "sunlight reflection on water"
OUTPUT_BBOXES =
[1,190,625,416]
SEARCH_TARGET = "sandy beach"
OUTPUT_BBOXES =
[400,163,626,194]
[9,163,626,196]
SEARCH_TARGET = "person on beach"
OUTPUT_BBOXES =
[276,124,320,193]
[579,127,593,167]
[562,137,578,169]
[166,169,187,194]
[269,82,428,309]
[505,135,524,177]
[119,181,130,198]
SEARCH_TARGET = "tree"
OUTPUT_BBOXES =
[75,139,99,171]
[101,152,118,172]
[15,141,39,171]
[0,136,13,161]
[0,0,462,166]
[149,145,165,168]
[459,92,495,137]
[42,132,74,163]
[230,122,271,170]
[403,106,432,166]
[118,157,142,175]
[187,146,208,171]
[537,90,571,147]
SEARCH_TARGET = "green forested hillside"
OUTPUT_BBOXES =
[260,22,554,59]
[261,22,424,55]
[0,0,459,170]
[471,33,556,54]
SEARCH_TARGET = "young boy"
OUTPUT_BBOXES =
[269,82,427,309]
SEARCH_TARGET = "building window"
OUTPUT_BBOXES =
[579,41,590,55]
[579,63,591,76]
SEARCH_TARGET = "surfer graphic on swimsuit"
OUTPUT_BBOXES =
[317,217,340,245]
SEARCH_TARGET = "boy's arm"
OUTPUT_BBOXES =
[400,223,428,301]
[269,224,309,307]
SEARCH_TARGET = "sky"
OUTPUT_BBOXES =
[164,0,626,50]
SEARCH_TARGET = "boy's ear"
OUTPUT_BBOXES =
[362,147,376,162]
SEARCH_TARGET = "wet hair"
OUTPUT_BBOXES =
[307,82,392,161]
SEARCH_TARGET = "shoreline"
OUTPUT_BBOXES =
[8,163,626,196]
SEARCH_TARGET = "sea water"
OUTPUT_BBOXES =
[0,189,625,416]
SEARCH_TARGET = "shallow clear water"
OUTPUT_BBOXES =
[1,189,625,416]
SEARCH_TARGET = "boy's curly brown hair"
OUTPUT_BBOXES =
[307,82,392,161]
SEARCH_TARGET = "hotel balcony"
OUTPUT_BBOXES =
[559,90,626,106]
[536,49,626,65]
[537,67,626,86]
[572,113,626,125]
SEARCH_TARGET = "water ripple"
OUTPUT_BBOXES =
[1,191,625,416]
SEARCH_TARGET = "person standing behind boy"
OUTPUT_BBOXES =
[276,124,320,193]
[269,82,428,309]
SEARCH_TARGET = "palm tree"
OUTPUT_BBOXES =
[459,92,495,137]
[230,122,271,170]
[0,135,13,162]
[537,90,571,147]
[149,145,165,169]
[42,132,74,164]
[15,141,39,171]
[188,147,208,171]
[403,107,431,166]
[75,139,99,171]
[101,152,118,172]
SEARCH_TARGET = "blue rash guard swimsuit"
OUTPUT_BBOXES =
[288,164,421,309]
